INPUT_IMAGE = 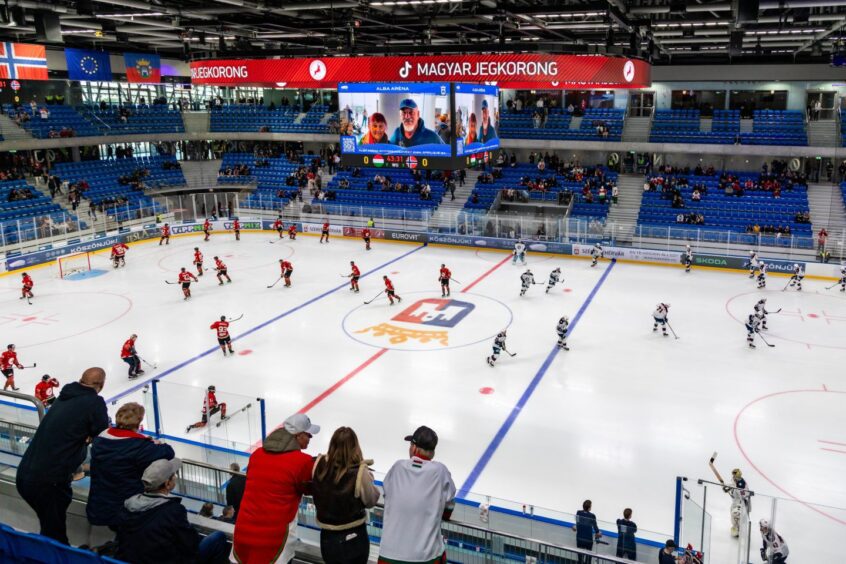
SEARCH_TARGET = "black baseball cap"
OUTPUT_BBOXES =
[405,425,438,450]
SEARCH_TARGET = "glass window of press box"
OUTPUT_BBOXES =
[670,90,727,116]
[728,90,788,118]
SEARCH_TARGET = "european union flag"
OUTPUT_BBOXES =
[65,48,112,81]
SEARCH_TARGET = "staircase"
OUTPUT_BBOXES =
[807,120,838,147]
[0,114,35,141]
[428,170,479,230]
[569,116,582,130]
[739,119,754,133]
[622,116,651,142]
[181,160,223,190]
[182,111,210,135]
[602,173,645,243]
[808,182,846,256]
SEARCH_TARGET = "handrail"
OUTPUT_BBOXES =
[0,390,45,421]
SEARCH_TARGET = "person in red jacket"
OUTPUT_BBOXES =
[232,218,241,241]
[1,344,25,391]
[193,247,204,277]
[273,217,284,239]
[279,259,293,287]
[439,264,452,297]
[383,275,402,305]
[320,221,330,244]
[111,243,129,268]
[348,261,361,293]
[177,267,198,300]
[213,256,232,285]
[362,227,372,251]
[186,385,227,432]
[21,272,34,304]
[203,218,212,242]
[159,223,170,245]
[34,375,60,407]
[120,334,144,379]
[288,223,297,240]
[233,413,319,564]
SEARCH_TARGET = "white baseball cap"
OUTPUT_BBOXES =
[283,413,320,436]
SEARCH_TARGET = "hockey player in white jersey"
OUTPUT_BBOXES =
[759,520,789,564]
[756,262,768,288]
[486,330,509,366]
[682,245,693,273]
[840,265,846,292]
[652,303,670,336]
[520,269,535,296]
[754,298,770,330]
[746,313,762,348]
[590,243,604,267]
[512,240,527,265]
[748,250,760,278]
[556,316,569,350]
[546,268,562,293]
[786,263,804,291]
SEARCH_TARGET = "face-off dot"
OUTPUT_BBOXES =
[22,317,36,321]
[564,288,573,293]
[807,313,819,318]
[479,387,495,395]
[238,349,253,356]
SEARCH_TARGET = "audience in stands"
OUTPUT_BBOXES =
[215,506,236,524]
[6,186,34,202]
[16,367,109,544]
[225,463,246,517]
[199,503,214,518]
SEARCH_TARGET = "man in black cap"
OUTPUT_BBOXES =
[479,99,498,143]
[378,425,456,564]
[389,98,444,148]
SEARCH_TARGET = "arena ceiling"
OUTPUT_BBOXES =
[0,0,844,66]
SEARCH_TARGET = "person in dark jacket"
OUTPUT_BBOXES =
[573,499,601,564]
[87,402,175,528]
[16,367,109,544]
[115,458,229,564]
[389,98,444,148]
[616,507,637,560]
[225,462,246,516]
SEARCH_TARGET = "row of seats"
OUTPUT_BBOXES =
[6,105,101,138]
[79,105,185,135]
[218,152,256,184]
[319,168,444,215]
[0,179,76,243]
[240,154,321,211]
[499,108,624,142]
[650,109,808,146]
[0,523,122,563]
[209,105,332,134]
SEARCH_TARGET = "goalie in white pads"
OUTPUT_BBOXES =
[487,330,508,366]
[520,269,535,296]
[754,298,770,330]
[787,263,804,291]
[652,303,670,336]
[512,240,527,265]
[756,262,768,288]
[746,314,762,348]
[590,243,604,267]
[748,250,760,278]
[682,245,693,273]
[546,268,562,293]
[759,520,789,564]
[725,469,751,537]
[556,316,569,350]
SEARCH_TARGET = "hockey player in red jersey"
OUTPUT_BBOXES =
[439,264,452,297]
[279,259,293,287]
[362,227,372,251]
[159,223,170,245]
[210,315,235,356]
[34,375,60,407]
[288,223,297,240]
[193,247,204,276]
[186,385,227,432]
[120,334,144,379]
[1,344,25,391]
[111,243,129,268]
[348,261,361,293]
[177,267,198,300]
[320,221,330,243]
[232,218,241,241]
[383,275,402,305]
[213,256,232,285]
[203,218,212,241]
[21,272,34,304]
[273,217,284,239]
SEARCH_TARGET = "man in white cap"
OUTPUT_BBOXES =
[234,412,320,564]
[378,425,456,564]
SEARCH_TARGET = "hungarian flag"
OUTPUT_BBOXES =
[0,43,48,80]
[124,52,161,83]
[373,155,384,167]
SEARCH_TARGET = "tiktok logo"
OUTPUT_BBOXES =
[399,61,411,78]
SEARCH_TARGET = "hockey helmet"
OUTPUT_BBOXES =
[731,468,742,479]
[759,519,770,530]
[749,250,755,255]
[553,267,561,272]
[208,385,216,392]
[560,315,569,323]
[41,375,50,381]
[794,263,799,269]
[759,298,767,303]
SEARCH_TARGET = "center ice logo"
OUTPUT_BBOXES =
[392,298,475,328]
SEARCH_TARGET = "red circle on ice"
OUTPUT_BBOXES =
[479,387,495,395]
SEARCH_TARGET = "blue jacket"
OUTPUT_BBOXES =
[87,427,175,526]
[115,492,201,564]
[479,123,498,143]
[575,509,599,543]
[616,518,637,552]
[389,120,444,147]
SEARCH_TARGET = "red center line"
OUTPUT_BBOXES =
[461,253,512,293]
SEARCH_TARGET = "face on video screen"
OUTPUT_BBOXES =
[454,83,499,156]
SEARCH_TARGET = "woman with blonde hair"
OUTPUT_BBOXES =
[311,427,380,564]
[465,112,478,145]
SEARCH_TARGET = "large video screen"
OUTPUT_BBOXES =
[338,82,452,157]
[454,83,499,157]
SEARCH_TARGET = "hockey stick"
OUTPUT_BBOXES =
[20,363,36,368]
[139,357,157,369]
[266,277,282,289]
[756,331,776,348]
[216,402,252,427]
[781,278,796,291]
[771,308,782,314]
[363,290,384,305]
[665,320,679,340]
[228,314,244,322]
[451,278,461,284]
[164,280,177,285]
[825,281,841,290]
[708,452,725,485]
[504,349,517,357]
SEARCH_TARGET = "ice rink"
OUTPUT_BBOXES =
[2,230,844,562]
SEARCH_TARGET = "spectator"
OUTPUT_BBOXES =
[215,506,236,524]
[199,502,214,518]
[659,539,679,564]
[616,508,637,560]
[818,227,828,251]
[233,413,320,563]
[311,427,380,564]
[115,458,229,564]
[573,499,601,564]
[87,402,175,529]
[378,425,456,564]
[225,462,246,516]
[16,367,109,544]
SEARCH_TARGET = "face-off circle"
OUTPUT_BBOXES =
[725,291,846,349]
[343,291,512,352]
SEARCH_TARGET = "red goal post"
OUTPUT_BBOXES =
[58,252,92,279]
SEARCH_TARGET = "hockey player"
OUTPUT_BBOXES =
[754,298,770,331]
[682,245,693,273]
[746,313,762,348]
[756,262,768,289]
[232,218,241,241]
[213,256,232,285]
[546,267,561,293]
[1,344,24,391]
[487,330,509,366]
[320,221,330,243]
[193,247,204,276]
[556,316,570,350]
[186,385,227,432]
[512,240,527,265]
[203,218,212,241]
[210,315,235,356]
[348,261,361,293]
[759,520,789,564]
[439,264,452,297]
[279,259,293,287]
[34,375,59,407]
[178,267,198,300]
[383,275,402,305]
[288,223,297,240]
[725,469,751,537]
[362,227,372,251]
[159,223,170,245]
[20,272,33,304]
[520,269,535,296]
[748,250,760,278]
[120,334,144,379]
[111,242,129,268]
[273,217,284,239]
[787,263,804,291]
[652,303,670,336]
[840,265,846,292]
[590,243,604,267]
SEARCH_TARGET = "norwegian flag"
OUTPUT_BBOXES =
[0,43,48,80]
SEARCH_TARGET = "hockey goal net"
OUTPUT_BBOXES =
[58,252,92,278]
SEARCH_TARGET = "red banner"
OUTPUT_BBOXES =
[190,54,650,89]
